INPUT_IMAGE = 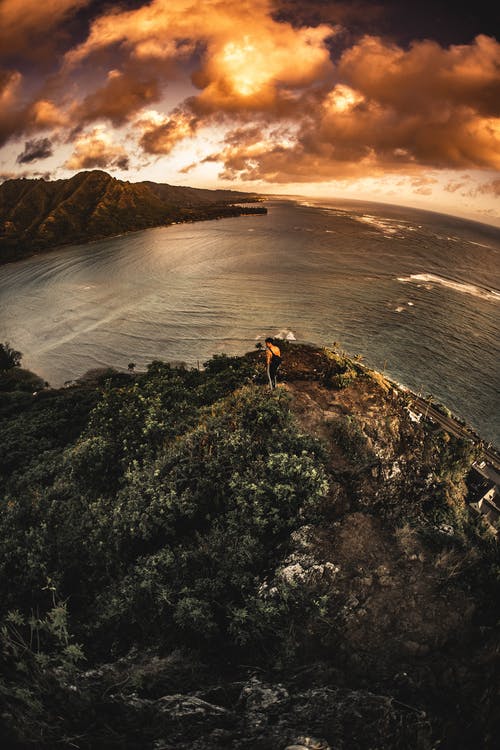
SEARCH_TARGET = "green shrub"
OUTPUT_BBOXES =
[0,342,22,371]
[329,415,375,466]
[0,367,45,393]
[0,371,330,660]
[0,601,84,747]
[321,348,358,389]
[84,386,329,653]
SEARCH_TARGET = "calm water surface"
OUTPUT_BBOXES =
[1,199,499,444]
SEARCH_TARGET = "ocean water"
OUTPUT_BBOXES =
[0,198,499,445]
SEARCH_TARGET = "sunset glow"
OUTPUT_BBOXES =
[0,0,498,222]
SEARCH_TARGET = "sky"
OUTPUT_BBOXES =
[1,0,499,224]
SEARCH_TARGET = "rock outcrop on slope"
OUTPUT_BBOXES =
[0,170,266,263]
[0,343,498,749]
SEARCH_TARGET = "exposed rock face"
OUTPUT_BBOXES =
[73,666,432,749]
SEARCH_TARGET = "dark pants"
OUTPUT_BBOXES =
[268,358,281,389]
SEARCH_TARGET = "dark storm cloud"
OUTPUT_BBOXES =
[275,1,500,47]
[16,137,54,164]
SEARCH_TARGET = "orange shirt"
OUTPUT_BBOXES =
[266,342,281,365]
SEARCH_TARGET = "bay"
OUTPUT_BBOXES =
[0,198,499,445]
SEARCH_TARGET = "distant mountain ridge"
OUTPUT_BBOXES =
[0,170,266,263]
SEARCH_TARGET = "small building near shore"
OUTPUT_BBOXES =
[466,468,500,529]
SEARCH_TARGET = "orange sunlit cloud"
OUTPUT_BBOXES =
[0,69,67,148]
[0,0,499,220]
[60,1,500,179]
[64,0,336,113]
[208,33,500,183]
[0,69,22,106]
[28,100,67,130]
[477,178,500,196]
[136,109,198,155]
[71,69,162,128]
[0,0,91,58]
[191,24,334,114]
[65,127,129,170]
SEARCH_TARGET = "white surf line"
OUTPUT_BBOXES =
[398,273,500,302]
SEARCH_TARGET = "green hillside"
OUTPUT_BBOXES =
[0,171,266,263]
[0,342,498,749]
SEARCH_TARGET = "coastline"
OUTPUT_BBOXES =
[37,341,499,457]
[0,202,268,268]
[1,198,497,448]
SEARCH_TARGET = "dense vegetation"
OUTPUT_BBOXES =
[0,342,22,371]
[0,171,266,263]
[0,343,498,749]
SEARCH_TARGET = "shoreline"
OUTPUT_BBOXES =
[0,202,268,268]
[23,341,499,457]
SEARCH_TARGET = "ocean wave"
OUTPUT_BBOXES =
[398,273,500,301]
[356,214,397,234]
[275,329,296,341]
[467,240,495,250]
[255,329,296,341]
[353,214,425,239]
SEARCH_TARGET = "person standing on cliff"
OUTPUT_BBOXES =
[265,337,282,390]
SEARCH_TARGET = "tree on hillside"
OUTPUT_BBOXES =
[0,342,22,371]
